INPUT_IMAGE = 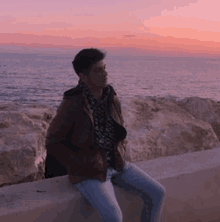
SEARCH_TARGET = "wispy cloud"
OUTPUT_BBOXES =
[1,0,220,57]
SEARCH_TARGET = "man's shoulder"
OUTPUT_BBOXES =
[63,84,117,98]
[63,85,82,98]
[59,84,121,114]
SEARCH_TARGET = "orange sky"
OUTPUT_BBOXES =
[1,0,220,57]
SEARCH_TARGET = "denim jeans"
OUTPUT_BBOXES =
[74,160,166,222]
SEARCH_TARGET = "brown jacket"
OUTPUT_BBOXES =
[45,84,128,184]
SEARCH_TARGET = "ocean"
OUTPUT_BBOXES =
[1,50,220,111]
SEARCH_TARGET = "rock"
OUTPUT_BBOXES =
[1,96,220,188]
[176,97,220,141]
[0,102,55,188]
[122,96,220,162]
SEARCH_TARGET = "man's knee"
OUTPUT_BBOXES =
[103,212,123,222]
[102,205,123,222]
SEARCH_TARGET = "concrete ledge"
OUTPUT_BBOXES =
[0,147,220,222]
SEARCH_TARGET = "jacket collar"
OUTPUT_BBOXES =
[63,81,117,98]
[63,81,118,128]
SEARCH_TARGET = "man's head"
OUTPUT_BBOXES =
[72,48,108,90]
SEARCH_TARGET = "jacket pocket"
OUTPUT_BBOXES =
[68,174,82,184]
[85,148,107,173]
[88,149,108,171]
[69,147,107,178]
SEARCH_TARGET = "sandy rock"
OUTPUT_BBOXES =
[176,97,220,141]
[1,96,220,188]
[0,102,55,188]
[122,96,220,162]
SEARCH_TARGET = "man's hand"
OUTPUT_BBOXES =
[68,175,82,184]
[89,151,104,169]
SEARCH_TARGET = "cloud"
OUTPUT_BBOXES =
[1,0,200,21]
[160,0,220,22]
[0,0,208,40]
[143,15,220,32]
[122,35,137,38]
[0,15,16,22]
[0,16,74,33]
[131,0,199,20]
[74,13,95,16]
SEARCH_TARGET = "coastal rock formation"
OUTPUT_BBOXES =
[122,96,220,162]
[1,96,220,187]
[0,102,55,188]
[176,97,220,141]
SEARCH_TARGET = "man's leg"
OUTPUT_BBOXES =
[111,161,166,222]
[74,168,123,222]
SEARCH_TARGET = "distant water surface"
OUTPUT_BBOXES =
[0,51,220,111]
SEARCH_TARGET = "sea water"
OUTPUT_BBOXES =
[1,49,220,111]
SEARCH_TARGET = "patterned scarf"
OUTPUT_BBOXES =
[78,81,117,167]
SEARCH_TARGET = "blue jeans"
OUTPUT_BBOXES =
[74,160,166,222]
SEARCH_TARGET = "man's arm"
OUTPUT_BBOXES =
[45,98,79,171]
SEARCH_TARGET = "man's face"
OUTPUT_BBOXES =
[79,60,108,89]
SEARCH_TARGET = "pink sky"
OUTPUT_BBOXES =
[1,0,220,57]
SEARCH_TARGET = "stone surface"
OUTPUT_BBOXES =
[0,102,55,188]
[1,96,220,188]
[122,96,220,162]
[176,97,220,140]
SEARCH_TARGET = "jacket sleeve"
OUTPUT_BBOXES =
[45,97,79,171]
[114,96,125,126]
[114,96,128,147]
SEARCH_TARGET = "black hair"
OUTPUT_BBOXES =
[72,48,107,77]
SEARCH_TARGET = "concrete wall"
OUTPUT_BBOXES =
[0,147,220,222]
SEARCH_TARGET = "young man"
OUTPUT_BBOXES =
[45,48,166,222]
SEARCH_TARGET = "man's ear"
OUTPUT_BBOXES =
[78,73,87,82]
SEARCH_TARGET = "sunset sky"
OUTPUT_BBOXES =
[1,0,220,57]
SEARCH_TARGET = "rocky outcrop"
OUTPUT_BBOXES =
[122,96,220,162]
[176,97,220,140]
[0,102,55,188]
[1,96,220,188]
